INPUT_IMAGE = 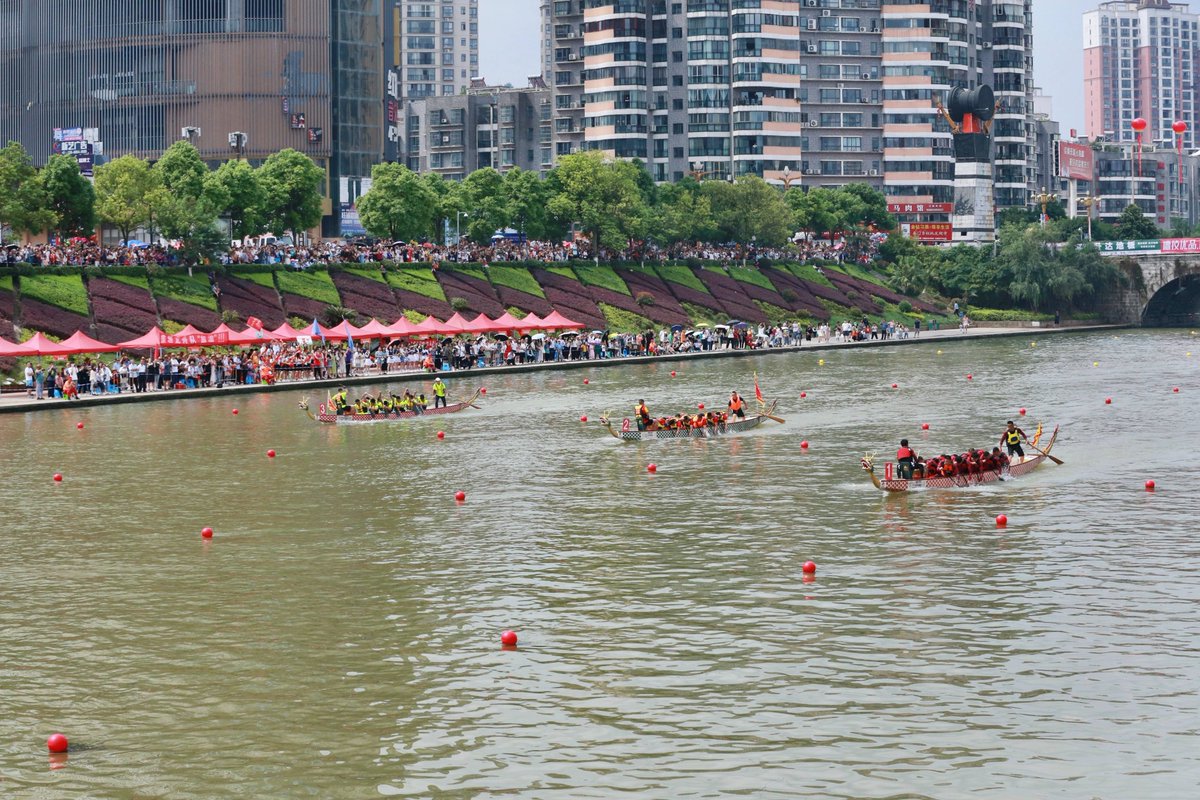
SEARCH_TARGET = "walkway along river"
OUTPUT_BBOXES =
[1,328,1197,798]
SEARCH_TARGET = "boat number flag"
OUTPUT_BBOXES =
[753,372,764,404]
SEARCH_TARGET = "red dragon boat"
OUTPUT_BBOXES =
[861,425,1059,492]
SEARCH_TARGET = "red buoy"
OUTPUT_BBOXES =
[267,449,276,458]
[579,415,588,423]
[802,561,817,574]
[647,463,657,473]
[1105,397,1112,405]
[201,527,214,539]
[232,409,239,415]
[454,491,466,502]
[670,371,677,377]
[891,383,898,389]
[436,430,445,439]
[697,402,704,410]
[480,388,487,395]
[1145,479,1156,491]
[800,392,807,398]
[996,514,1008,528]
[1019,408,1027,416]
[966,374,974,380]
[921,423,930,430]
[583,378,590,385]
[46,734,68,754]
[76,422,84,430]
[1173,387,1180,393]
[800,440,809,449]
[500,629,518,647]
[53,473,63,482]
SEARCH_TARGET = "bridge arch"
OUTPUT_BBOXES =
[1100,254,1200,326]
[1143,273,1200,327]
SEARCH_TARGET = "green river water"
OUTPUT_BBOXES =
[1,329,1198,799]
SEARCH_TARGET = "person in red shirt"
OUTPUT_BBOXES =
[896,438,917,479]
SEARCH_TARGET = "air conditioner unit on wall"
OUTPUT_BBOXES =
[869,169,879,176]
[809,119,819,127]
[821,9,831,17]
[808,45,817,53]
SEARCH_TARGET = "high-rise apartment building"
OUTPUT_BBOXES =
[1084,0,1198,152]
[390,1,480,99]
[545,0,1035,212]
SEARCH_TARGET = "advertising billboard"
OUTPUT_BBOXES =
[903,223,954,243]
[887,202,953,215]
[1058,142,1095,182]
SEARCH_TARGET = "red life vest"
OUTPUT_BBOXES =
[897,446,914,461]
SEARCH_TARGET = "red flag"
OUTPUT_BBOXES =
[754,373,764,403]
[246,316,263,331]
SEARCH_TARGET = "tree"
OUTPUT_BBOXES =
[355,162,437,242]
[208,159,268,240]
[703,176,792,246]
[455,167,508,243]
[0,141,56,236]
[151,141,226,246]
[39,155,96,238]
[94,155,158,242]
[787,187,841,239]
[649,182,715,244]
[503,167,553,240]
[1115,203,1159,240]
[840,182,895,230]
[258,149,324,238]
[421,172,453,242]
[546,151,647,252]
[154,141,208,200]
[998,206,1036,228]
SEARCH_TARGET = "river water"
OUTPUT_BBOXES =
[1,329,1198,799]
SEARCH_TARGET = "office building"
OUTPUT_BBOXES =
[389,1,479,99]
[1084,0,1199,151]
[545,0,1036,212]
[403,80,554,180]
[0,0,385,237]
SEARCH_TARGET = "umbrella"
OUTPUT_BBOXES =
[560,331,579,338]
[492,332,509,340]
[530,333,546,340]
[670,324,683,332]
[733,321,749,329]
[713,324,730,331]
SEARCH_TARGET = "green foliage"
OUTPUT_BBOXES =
[149,271,217,311]
[385,266,446,301]
[0,141,56,235]
[258,149,324,236]
[403,309,428,323]
[443,264,488,281]
[40,155,96,237]
[655,264,710,293]
[455,168,509,243]
[276,269,340,306]
[574,264,630,295]
[357,162,437,241]
[1116,204,1159,239]
[702,176,792,246]
[94,155,158,242]
[598,302,651,333]
[342,266,385,283]
[544,265,577,280]
[784,263,834,287]
[20,273,90,315]
[648,182,715,244]
[967,307,1055,322]
[321,305,359,327]
[503,167,554,240]
[0,274,13,292]
[105,273,150,290]
[209,160,268,240]
[635,290,655,306]
[754,300,801,324]
[486,265,545,297]
[546,151,648,251]
[727,266,778,292]
[239,270,278,290]
[162,319,187,334]
[680,300,721,325]
[449,296,470,311]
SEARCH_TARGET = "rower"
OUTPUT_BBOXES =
[896,438,917,479]
[728,391,746,419]
[432,376,448,409]
[1000,420,1028,462]
[332,386,350,415]
[635,399,652,431]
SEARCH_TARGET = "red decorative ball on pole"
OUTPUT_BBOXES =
[1173,120,1188,135]
[583,378,589,385]
[800,391,807,398]
[800,440,809,449]
[1019,407,1027,416]
[1131,117,1148,133]
[47,734,68,754]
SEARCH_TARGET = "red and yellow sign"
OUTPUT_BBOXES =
[904,223,954,242]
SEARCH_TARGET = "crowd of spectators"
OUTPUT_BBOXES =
[3,233,885,270]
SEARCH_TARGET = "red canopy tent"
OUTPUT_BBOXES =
[59,330,122,354]
[437,312,472,335]
[381,317,419,337]
[462,313,501,334]
[10,332,76,357]
[318,320,357,341]
[211,322,281,346]
[117,327,174,350]
[0,337,24,357]
[271,321,305,341]
[409,315,445,336]
[492,311,541,333]
[538,310,585,330]
[352,319,392,338]
[171,324,206,339]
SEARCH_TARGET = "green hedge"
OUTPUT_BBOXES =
[598,302,650,332]
[726,266,778,293]
[338,266,386,284]
[783,263,834,288]
[486,265,545,297]
[967,307,1055,322]
[104,273,151,290]
[275,269,340,306]
[441,264,488,282]
[574,265,631,295]
[654,265,709,294]
[680,300,723,325]
[0,274,13,292]
[384,266,446,301]
[19,274,90,315]
[150,272,217,311]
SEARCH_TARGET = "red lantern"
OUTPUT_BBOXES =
[1173,121,1188,185]
[1131,118,1148,177]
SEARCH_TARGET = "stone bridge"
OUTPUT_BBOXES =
[1100,253,1200,326]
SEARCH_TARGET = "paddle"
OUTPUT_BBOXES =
[1028,442,1064,465]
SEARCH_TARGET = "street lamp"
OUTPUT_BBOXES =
[689,160,710,181]
[228,131,247,161]
[1033,187,1058,228]
[781,165,800,191]
[181,126,201,146]
[456,211,470,243]
[1078,194,1098,241]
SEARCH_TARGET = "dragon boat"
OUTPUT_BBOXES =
[299,389,481,425]
[599,400,783,441]
[861,425,1059,492]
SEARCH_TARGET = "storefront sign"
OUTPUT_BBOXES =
[904,222,954,242]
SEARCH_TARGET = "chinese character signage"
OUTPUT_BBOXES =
[903,223,954,242]
[1159,238,1200,254]
[1058,142,1095,182]
[1096,240,1162,253]
[887,202,953,215]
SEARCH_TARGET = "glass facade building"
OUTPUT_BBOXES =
[0,0,385,235]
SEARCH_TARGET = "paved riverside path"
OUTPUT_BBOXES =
[0,324,1117,415]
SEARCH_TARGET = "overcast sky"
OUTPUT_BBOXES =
[479,0,1144,133]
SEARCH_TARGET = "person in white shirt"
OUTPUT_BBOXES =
[24,364,34,397]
